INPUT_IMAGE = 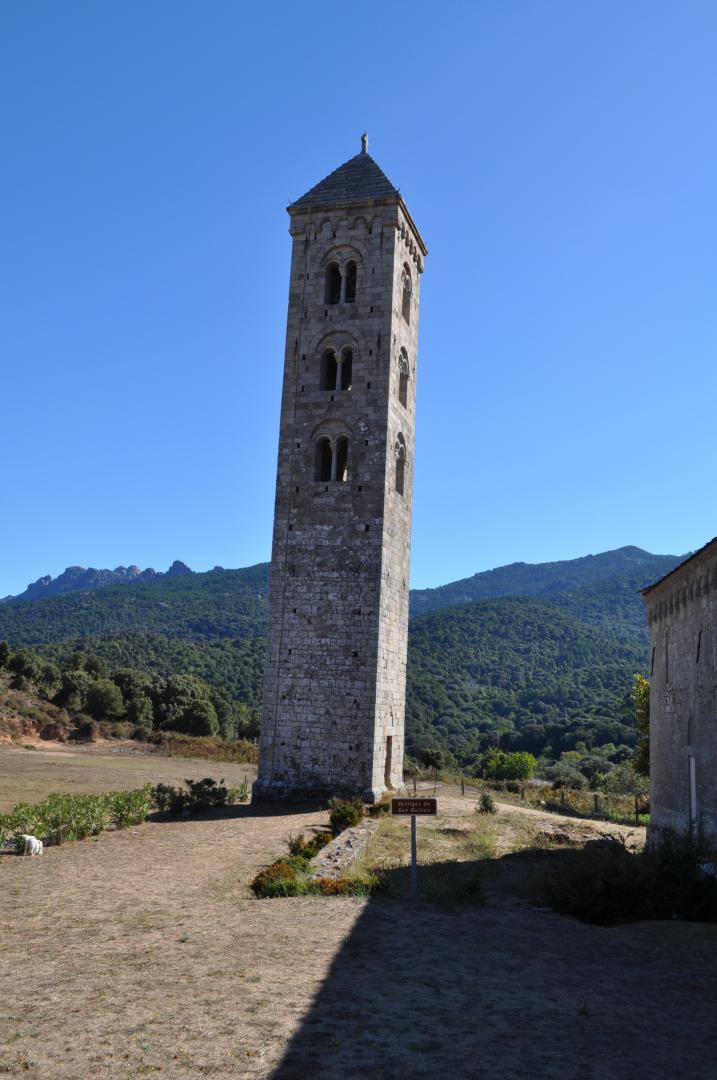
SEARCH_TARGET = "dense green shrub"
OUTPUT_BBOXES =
[251,858,309,898]
[250,856,382,899]
[478,793,497,815]
[312,872,383,897]
[368,799,391,817]
[0,786,153,849]
[149,776,249,816]
[328,797,364,836]
[184,777,228,810]
[482,749,536,781]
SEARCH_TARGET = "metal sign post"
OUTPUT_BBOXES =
[410,814,418,899]
[391,797,438,900]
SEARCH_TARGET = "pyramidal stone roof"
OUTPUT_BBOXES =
[290,146,399,211]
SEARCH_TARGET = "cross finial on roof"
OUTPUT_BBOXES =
[361,132,368,154]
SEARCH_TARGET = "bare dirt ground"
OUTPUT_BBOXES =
[2,756,717,1079]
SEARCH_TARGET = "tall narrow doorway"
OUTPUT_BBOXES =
[384,736,393,790]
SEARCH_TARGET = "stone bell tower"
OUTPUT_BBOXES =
[254,136,427,802]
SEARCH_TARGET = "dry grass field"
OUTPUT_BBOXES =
[2,744,717,1079]
[0,742,257,811]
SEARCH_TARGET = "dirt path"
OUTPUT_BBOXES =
[492,795,645,842]
[1,799,344,1078]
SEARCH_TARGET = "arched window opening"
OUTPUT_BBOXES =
[320,349,337,391]
[398,351,409,408]
[340,348,353,391]
[395,435,406,496]
[345,261,357,303]
[335,436,349,482]
[325,263,341,305]
[314,437,332,482]
[401,264,412,324]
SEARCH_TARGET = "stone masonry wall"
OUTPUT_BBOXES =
[255,194,425,801]
[645,542,717,842]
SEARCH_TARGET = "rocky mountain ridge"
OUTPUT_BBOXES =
[2,560,193,603]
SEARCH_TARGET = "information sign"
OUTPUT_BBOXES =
[391,797,437,816]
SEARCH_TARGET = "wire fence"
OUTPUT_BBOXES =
[404,769,649,827]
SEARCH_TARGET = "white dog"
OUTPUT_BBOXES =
[20,834,43,856]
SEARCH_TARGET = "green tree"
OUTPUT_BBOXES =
[632,673,650,776]
[7,648,43,682]
[178,699,219,737]
[85,679,125,721]
[0,641,10,668]
[482,749,537,781]
[55,669,96,712]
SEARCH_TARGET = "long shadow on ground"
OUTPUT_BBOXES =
[147,800,325,825]
[271,854,717,1080]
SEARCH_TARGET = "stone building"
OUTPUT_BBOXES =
[254,137,427,801]
[642,537,717,842]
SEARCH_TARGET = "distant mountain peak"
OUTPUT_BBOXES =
[2,561,194,603]
[165,560,192,578]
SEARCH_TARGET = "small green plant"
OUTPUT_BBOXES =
[287,831,332,859]
[478,792,496,815]
[368,798,391,817]
[328,797,364,836]
[227,778,250,803]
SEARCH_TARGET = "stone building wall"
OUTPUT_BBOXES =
[644,539,717,842]
[255,163,426,802]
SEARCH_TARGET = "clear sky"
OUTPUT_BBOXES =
[2,1,716,597]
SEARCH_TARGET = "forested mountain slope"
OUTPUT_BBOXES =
[0,565,270,644]
[0,547,676,766]
[405,598,644,763]
[409,546,681,617]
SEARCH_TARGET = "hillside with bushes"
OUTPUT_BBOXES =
[0,642,259,747]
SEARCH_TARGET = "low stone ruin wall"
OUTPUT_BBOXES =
[309,818,379,880]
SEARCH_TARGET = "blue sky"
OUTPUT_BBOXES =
[2,1,716,596]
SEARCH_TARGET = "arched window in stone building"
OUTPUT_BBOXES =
[395,434,406,495]
[325,262,341,305]
[320,349,338,391]
[340,347,353,391]
[315,437,333,481]
[345,261,357,303]
[398,349,409,408]
[401,264,412,324]
[335,436,349,482]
